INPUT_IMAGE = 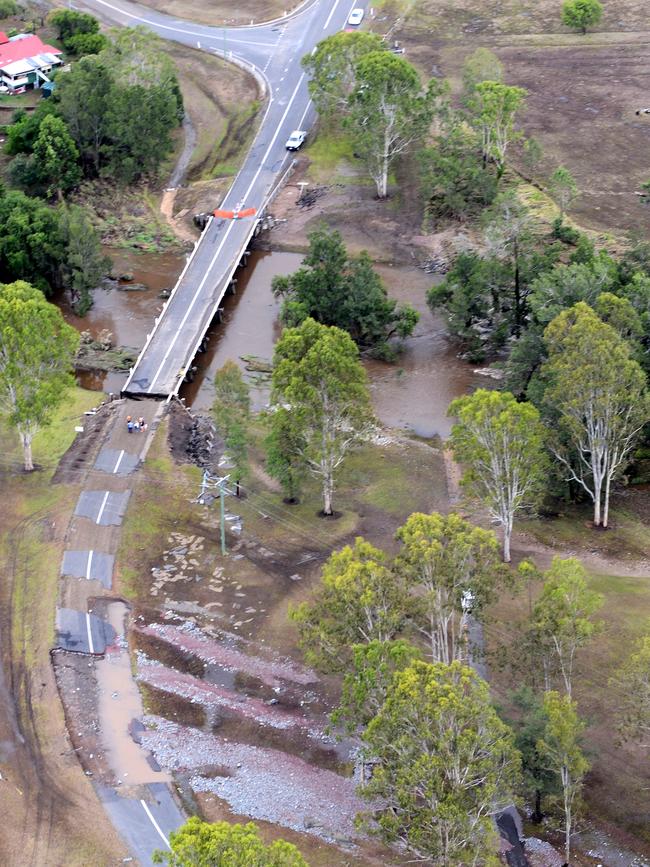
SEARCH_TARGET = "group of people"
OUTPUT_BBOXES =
[126,415,147,434]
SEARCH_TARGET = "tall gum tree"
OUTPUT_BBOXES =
[530,556,603,697]
[448,389,548,562]
[0,281,79,470]
[537,691,589,864]
[468,80,526,178]
[345,52,445,199]
[541,301,650,528]
[302,30,387,122]
[395,511,508,661]
[361,660,521,866]
[271,317,373,516]
[289,537,408,671]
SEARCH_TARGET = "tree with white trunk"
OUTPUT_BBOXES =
[360,660,521,866]
[271,317,373,517]
[541,301,650,529]
[537,690,589,864]
[530,556,603,697]
[448,389,548,562]
[395,511,509,662]
[345,51,445,199]
[0,280,79,471]
[468,80,526,178]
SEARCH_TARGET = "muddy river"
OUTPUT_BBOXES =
[62,246,487,438]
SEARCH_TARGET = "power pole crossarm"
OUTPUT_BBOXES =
[196,471,231,556]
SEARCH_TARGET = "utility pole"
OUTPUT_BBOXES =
[197,469,230,556]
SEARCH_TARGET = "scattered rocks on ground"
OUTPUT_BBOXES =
[142,717,365,844]
[135,621,317,687]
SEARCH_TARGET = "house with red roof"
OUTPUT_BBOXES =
[0,31,62,94]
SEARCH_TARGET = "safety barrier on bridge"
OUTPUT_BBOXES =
[169,216,261,400]
[121,216,261,400]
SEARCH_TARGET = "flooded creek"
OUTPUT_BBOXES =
[61,248,186,395]
[63,245,484,437]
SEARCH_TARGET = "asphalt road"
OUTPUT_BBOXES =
[78,0,367,398]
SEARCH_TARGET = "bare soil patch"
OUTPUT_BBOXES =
[135,0,299,27]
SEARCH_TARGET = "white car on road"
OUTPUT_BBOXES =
[347,8,364,25]
[286,130,307,151]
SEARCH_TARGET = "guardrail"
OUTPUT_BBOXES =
[168,217,261,400]
[122,218,213,395]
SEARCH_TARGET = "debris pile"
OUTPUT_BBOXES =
[296,186,327,209]
[420,254,449,274]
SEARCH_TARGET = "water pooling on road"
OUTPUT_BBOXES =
[63,247,488,436]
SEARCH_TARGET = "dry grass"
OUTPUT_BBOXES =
[377,0,650,237]
[134,0,295,28]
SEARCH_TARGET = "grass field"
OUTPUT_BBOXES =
[374,0,650,238]
[486,558,650,848]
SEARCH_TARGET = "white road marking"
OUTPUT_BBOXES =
[86,613,95,655]
[95,491,110,525]
[140,800,171,849]
[112,449,125,474]
[323,0,343,29]
[86,549,94,580]
[88,0,276,47]
[146,73,308,392]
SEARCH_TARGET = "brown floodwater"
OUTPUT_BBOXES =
[95,600,170,785]
[60,246,485,437]
[179,250,299,412]
[59,247,186,395]
[365,264,489,439]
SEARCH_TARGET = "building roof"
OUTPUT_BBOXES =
[0,34,62,70]
[2,54,61,76]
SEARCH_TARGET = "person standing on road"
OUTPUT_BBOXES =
[127,419,133,433]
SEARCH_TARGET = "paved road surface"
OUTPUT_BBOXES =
[80,0,365,398]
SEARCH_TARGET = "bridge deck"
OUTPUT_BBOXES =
[122,216,260,399]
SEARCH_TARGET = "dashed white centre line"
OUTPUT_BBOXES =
[112,449,125,474]
[95,491,110,525]
[86,549,94,580]
[146,73,308,392]
[323,0,344,29]
[86,613,95,655]
[140,800,171,849]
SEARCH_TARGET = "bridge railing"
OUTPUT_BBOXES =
[122,218,213,396]
[168,217,261,400]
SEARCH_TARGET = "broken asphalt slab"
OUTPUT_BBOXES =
[75,490,131,526]
[55,607,117,654]
[61,550,114,589]
[95,782,184,866]
[94,447,140,475]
